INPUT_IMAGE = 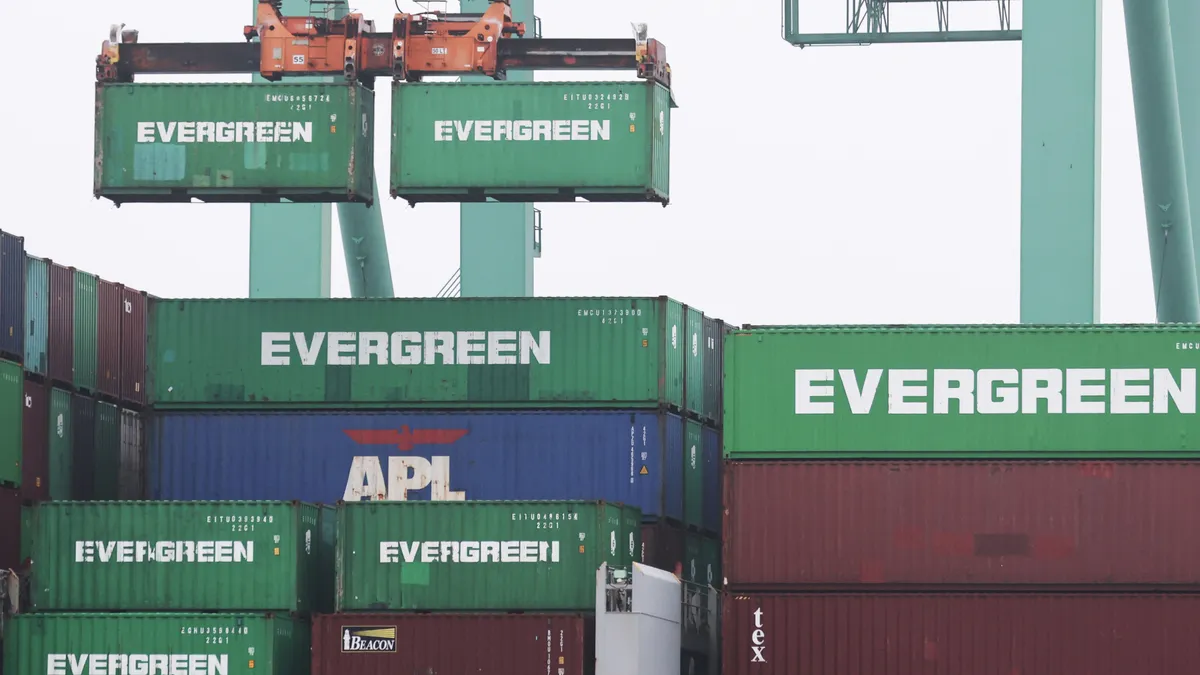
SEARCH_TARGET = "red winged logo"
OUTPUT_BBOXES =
[343,426,469,451]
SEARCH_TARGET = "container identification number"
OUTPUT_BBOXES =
[562,91,632,111]
[513,510,580,529]
[264,92,332,111]
[577,307,643,325]
[208,513,275,532]
[179,624,250,645]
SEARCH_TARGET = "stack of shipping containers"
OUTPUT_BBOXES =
[720,325,1200,673]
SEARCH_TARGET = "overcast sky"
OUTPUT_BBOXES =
[0,1,1158,326]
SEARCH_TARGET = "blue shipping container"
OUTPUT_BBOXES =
[0,231,25,362]
[150,410,689,522]
[702,426,720,535]
[24,256,48,376]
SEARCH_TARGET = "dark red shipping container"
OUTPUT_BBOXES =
[0,486,25,570]
[641,521,686,576]
[723,592,1200,675]
[312,613,594,675]
[725,460,1200,589]
[96,279,122,399]
[47,262,74,386]
[119,287,147,406]
[20,379,48,501]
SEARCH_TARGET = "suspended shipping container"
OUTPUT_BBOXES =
[150,296,717,416]
[121,285,148,405]
[150,409,688,524]
[23,500,333,612]
[4,613,309,675]
[0,230,25,362]
[0,485,24,570]
[97,278,122,398]
[0,359,20,487]
[48,387,71,500]
[24,255,48,376]
[337,500,641,611]
[47,262,73,386]
[69,394,95,500]
[73,270,98,392]
[119,408,145,500]
[725,324,1200,458]
[390,80,671,204]
[93,401,120,500]
[21,380,48,501]
[94,82,376,205]
[312,613,593,675]
[723,592,1200,675]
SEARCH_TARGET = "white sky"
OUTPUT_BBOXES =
[0,1,1157,326]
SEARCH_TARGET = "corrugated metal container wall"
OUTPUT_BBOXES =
[723,592,1200,675]
[311,613,593,675]
[120,286,147,405]
[96,279,121,398]
[0,230,25,361]
[25,500,334,612]
[149,409,684,521]
[0,485,25,570]
[684,531,721,588]
[4,613,309,675]
[683,419,703,530]
[150,297,694,414]
[685,306,704,418]
[73,270,98,392]
[23,256,48,376]
[701,426,720,535]
[725,324,1200,458]
[641,521,685,576]
[700,316,726,425]
[118,408,145,500]
[48,387,71,499]
[69,394,95,500]
[94,82,376,205]
[724,460,1200,588]
[47,262,73,386]
[0,359,21,487]
[337,500,640,611]
[390,80,670,204]
[92,402,120,500]
[21,380,48,501]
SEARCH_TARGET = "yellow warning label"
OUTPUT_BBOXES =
[639,465,649,475]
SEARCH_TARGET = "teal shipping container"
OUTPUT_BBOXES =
[24,256,48,376]
[0,359,20,486]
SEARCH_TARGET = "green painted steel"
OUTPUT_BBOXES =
[23,500,334,612]
[337,195,395,298]
[685,307,704,415]
[150,296,699,413]
[683,419,703,529]
[725,325,1200,458]
[336,500,641,611]
[684,531,720,588]
[3,613,308,675]
[73,271,98,392]
[48,387,71,499]
[1170,0,1200,294]
[0,359,20,486]
[390,80,671,204]
[94,82,375,205]
[93,402,120,500]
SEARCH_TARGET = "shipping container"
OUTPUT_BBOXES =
[684,306,704,418]
[390,80,670,204]
[93,401,120,500]
[723,592,1200,675]
[96,279,122,398]
[724,459,1200,588]
[0,485,25,570]
[4,613,309,675]
[683,419,704,530]
[21,380,48,501]
[120,286,148,405]
[641,521,685,576]
[69,394,95,500]
[73,270,98,392]
[150,409,688,523]
[684,531,721,589]
[48,387,71,499]
[150,296,711,415]
[119,408,145,500]
[701,426,720,535]
[0,359,20,487]
[0,230,25,362]
[24,255,48,376]
[24,500,334,612]
[701,316,729,425]
[312,613,593,675]
[337,500,641,611]
[725,324,1200,457]
[47,262,73,386]
[94,82,376,205]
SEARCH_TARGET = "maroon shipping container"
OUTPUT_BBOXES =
[47,262,74,386]
[0,486,24,570]
[723,592,1200,675]
[641,522,686,577]
[119,286,147,406]
[725,460,1200,589]
[96,279,122,399]
[312,613,594,675]
[20,379,48,501]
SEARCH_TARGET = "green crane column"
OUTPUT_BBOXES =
[1123,0,1200,322]
[1019,1,1102,323]
[459,0,536,298]
[1167,0,1200,290]
[337,188,395,297]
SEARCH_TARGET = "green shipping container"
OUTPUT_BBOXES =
[94,82,375,205]
[0,359,19,486]
[390,80,671,204]
[150,296,716,415]
[684,531,721,588]
[48,387,71,499]
[336,500,642,611]
[4,613,308,675]
[74,270,98,391]
[24,500,334,612]
[725,324,1200,458]
[683,419,704,529]
[93,402,120,500]
[685,306,705,416]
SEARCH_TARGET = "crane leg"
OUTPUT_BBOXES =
[1167,0,1200,295]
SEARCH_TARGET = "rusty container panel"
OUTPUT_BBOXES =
[119,286,148,406]
[723,592,1200,675]
[724,460,1200,589]
[0,230,25,363]
[24,256,48,376]
[118,408,145,500]
[641,521,686,577]
[47,262,74,386]
[0,486,25,570]
[21,380,48,501]
[96,279,122,399]
[311,613,593,675]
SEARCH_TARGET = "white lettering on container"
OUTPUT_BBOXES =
[344,456,464,501]
[433,119,611,142]
[73,541,254,563]
[135,121,313,143]
[378,540,561,563]
[260,331,550,366]
[47,654,228,675]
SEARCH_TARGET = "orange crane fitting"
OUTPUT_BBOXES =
[243,0,374,81]
[393,2,525,81]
